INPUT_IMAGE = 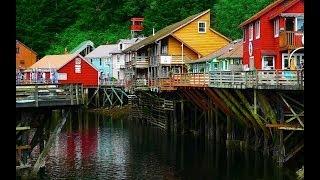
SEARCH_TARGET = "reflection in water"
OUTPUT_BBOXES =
[41,111,297,179]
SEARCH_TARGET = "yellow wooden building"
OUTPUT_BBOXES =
[123,9,231,91]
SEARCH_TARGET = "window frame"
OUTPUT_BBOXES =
[198,21,206,33]
[255,20,260,39]
[262,56,275,70]
[274,18,279,37]
[249,24,254,41]
[243,28,246,42]
[295,16,304,32]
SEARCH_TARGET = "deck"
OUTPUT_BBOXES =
[159,70,304,90]
[16,84,84,108]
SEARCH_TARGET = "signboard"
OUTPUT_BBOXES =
[58,73,67,80]
[75,58,81,73]
[160,56,172,64]
[249,42,253,56]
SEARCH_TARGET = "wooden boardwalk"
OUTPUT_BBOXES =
[16,84,84,108]
[159,70,304,91]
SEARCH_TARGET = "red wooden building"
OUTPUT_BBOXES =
[240,0,304,70]
[25,54,99,87]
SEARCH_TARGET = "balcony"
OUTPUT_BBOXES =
[132,56,149,68]
[279,31,303,51]
[159,55,192,65]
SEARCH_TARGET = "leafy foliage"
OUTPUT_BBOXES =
[16,0,273,57]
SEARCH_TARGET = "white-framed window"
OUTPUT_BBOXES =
[255,20,260,39]
[295,16,304,32]
[243,28,246,42]
[274,18,279,37]
[249,24,253,41]
[198,21,206,33]
[262,56,275,70]
[282,53,304,70]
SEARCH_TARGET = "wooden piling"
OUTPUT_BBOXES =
[181,100,184,134]
[215,105,220,143]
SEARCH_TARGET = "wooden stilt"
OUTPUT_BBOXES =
[215,105,220,143]
[181,100,184,134]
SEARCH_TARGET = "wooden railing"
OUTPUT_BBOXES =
[172,73,210,87]
[159,70,304,90]
[279,31,303,50]
[132,56,149,68]
[100,80,125,87]
[159,55,192,65]
[16,83,84,108]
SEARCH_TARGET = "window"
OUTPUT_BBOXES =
[262,56,275,70]
[99,59,102,66]
[243,29,246,42]
[249,24,253,41]
[296,16,304,31]
[117,71,120,79]
[161,45,167,55]
[198,21,206,33]
[282,53,304,69]
[20,60,25,65]
[16,47,19,54]
[120,44,123,50]
[117,55,120,63]
[274,19,279,37]
[255,21,260,39]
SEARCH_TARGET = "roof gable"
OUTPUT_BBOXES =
[123,9,211,52]
[239,0,287,27]
[16,40,38,55]
[85,44,118,58]
[187,39,242,64]
[70,40,95,54]
[268,0,302,20]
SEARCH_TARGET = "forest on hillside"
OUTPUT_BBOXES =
[16,0,272,57]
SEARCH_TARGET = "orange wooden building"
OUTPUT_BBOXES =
[123,9,231,91]
[16,40,38,70]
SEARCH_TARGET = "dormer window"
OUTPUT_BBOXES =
[198,21,206,33]
[120,44,122,50]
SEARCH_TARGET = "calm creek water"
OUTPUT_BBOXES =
[32,110,297,179]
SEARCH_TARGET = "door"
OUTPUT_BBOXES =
[249,56,254,70]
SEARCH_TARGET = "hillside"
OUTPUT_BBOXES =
[16,0,272,57]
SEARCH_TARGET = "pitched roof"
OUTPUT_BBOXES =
[70,40,95,54]
[218,40,243,59]
[239,0,286,27]
[85,44,118,58]
[29,54,77,69]
[16,40,38,55]
[187,39,242,64]
[123,9,212,52]
[268,0,302,20]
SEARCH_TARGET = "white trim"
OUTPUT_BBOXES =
[198,21,206,33]
[262,56,275,70]
[282,53,304,70]
[255,20,260,39]
[274,19,279,38]
[295,16,304,31]
[249,24,253,41]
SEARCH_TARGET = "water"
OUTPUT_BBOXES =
[36,111,297,179]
